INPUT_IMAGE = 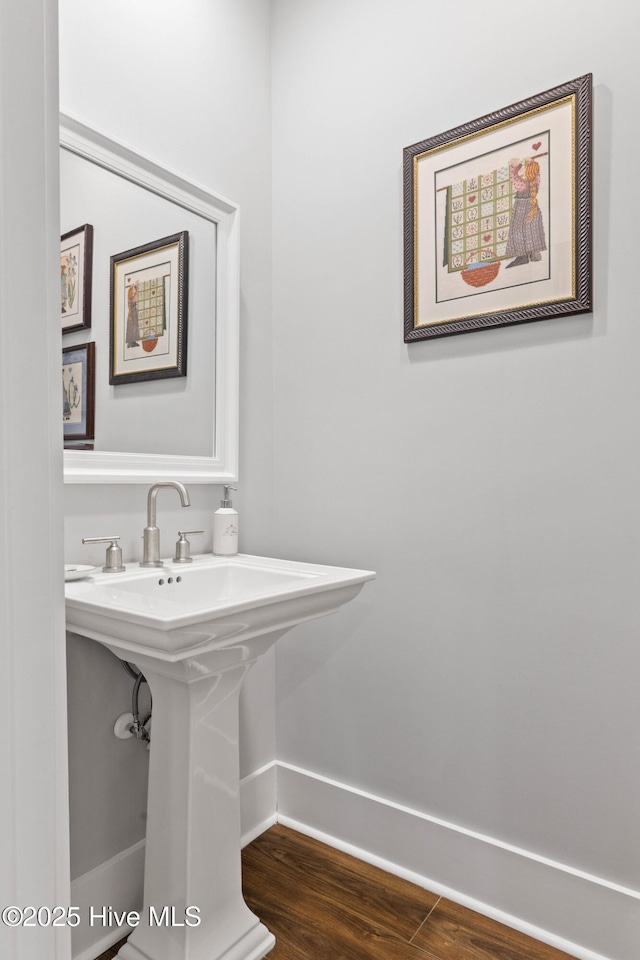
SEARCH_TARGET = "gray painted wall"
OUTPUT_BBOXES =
[271,0,640,893]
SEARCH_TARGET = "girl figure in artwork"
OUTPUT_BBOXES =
[61,252,77,313]
[63,374,71,421]
[505,158,546,268]
[61,262,68,313]
[125,281,140,348]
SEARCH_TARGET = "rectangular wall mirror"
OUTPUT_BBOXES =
[61,113,239,483]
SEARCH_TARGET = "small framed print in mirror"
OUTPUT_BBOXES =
[110,231,188,384]
[61,223,93,333]
[63,342,95,442]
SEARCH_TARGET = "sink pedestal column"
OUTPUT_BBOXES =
[64,555,375,959]
[116,650,276,960]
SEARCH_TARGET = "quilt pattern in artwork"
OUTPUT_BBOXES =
[445,166,513,273]
[136,276,167,341]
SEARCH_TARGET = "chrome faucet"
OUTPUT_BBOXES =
[140,481,191,567]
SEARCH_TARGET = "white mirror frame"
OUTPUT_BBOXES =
[61,112,239,484]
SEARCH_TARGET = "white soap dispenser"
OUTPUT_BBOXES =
[213,485,239,555]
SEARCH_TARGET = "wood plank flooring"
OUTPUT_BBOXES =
[94,937,128,960]
[94,824,577,960]
[242,826,577,960]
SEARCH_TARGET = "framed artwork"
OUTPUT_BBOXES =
[109,231,188,384]
[403,74,592,342]
[61,223,93,333]
[63,342,95,442]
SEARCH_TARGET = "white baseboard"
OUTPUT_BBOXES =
[70,762,277,960]
[71,759,640,960]
[276,761,640,960]
[70,840,145,960]
[241,760,278,847]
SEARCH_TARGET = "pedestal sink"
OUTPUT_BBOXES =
[65,553,375,960]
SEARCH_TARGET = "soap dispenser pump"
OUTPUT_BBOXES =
[213,485,238,556]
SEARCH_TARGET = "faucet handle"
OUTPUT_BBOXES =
[82,536,126,573]
[173,531,204,564]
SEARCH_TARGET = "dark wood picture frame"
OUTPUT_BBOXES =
[61,223,93,333]
[63,341,95,442]
[403,74,592,342]
[109,231,188,385]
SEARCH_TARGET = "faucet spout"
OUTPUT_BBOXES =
[146,480,190,527]
[140,481,191,567]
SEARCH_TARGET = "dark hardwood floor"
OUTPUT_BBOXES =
[94,938,128,960]
[94,824,577,960]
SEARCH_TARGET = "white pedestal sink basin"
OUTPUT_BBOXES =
[65,554,375,960]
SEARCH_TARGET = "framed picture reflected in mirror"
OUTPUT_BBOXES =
[61,223,93,333]
[63,341,95,442]
[109,231,188,385]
